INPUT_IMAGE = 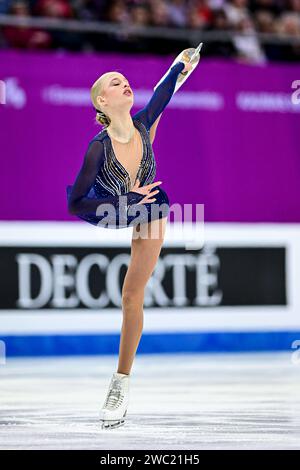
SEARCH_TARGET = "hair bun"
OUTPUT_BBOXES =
[95,110,111,128]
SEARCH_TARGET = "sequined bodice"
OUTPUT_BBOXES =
[93,117,156,197]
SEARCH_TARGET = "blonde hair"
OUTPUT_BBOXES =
[90,71,121,128]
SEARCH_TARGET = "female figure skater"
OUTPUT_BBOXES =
[67,57,193,429]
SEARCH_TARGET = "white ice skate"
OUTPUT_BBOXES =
[99,372,130,429]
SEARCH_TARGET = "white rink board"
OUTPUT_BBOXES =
[0,221,299,336]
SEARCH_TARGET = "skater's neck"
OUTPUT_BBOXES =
[106,110,135,143]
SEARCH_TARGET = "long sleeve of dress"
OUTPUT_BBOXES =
[66,140,144,217]
[133,61,185,130]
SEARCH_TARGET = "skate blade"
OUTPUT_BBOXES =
[101,419,125,430]
[100,410,127,430]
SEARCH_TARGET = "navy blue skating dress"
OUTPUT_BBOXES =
[66,61,185,228]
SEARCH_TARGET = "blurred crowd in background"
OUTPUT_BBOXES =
[0,0,300,62]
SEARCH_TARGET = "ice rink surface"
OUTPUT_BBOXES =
[1,352,300,450]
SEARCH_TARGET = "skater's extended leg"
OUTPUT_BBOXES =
[117,216,167,375]
[99,217,167,428]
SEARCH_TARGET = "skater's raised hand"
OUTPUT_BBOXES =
[182,62,193,74]
[130,179,162,204]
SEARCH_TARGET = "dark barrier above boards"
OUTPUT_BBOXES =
[0,245,286,310]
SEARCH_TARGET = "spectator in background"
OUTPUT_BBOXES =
[253,9,278,57]
[33,0,74,18]
[275,11,300,60]
[124,3,154,52]
[194,0,214,26]
[130,2,151,26]
[288,0,300,13]
[186,4,208,28]
[149,0,187,53]
[92,0,130,52]
[224,0,250,25]
[107,0,130,22]
[208,0,226,8]
[33,0,84,50]
[167,0,188,27]
[278,10,300,34]
[254,8,276,32]
[71,0,108,21]
[2,0,52,48]
[233,15,267,62]
[204,7,237,58]
[70,0,110,50]
[149,0,170,26]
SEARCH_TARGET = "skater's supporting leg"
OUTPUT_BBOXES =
[117,217,167,375]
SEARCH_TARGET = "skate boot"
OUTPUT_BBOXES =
[99,372,130,429]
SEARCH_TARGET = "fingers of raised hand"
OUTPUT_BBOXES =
[143,181,162,192]
[134,181,162,195]
[137,189,159,205]
[183,62,193,73]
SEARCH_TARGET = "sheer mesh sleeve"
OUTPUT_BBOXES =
[133,61,185,130]
[66,140,144,217]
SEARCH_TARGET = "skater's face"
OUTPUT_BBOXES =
[95,72,134,113]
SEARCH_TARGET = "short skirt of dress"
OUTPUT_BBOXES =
[66,185,170,229]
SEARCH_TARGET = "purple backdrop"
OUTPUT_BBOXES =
[1,50,299,222]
